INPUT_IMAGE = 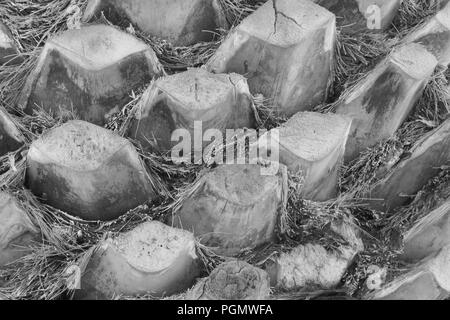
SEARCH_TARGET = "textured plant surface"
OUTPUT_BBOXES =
[0,0,448,300]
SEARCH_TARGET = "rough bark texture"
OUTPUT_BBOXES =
[367,245,450,300]
[130,69,255,152]
[0,107,24,157]
[404,2,450,67]
[403,200,450,263]
[78,221,200,299]
[18,24,163,125]
[82,0,228,46]
[170,164,286,257]
[269,217,363,290]
[26,120,155,221]
[259,111,352,201]
[0,22,20,65]
[207,0,336,116]
[186,260,271,300]
[336,43,438,162]
[367,118,450,212]
[313,0,402,33]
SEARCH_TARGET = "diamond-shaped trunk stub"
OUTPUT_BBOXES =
[169,164,286,257]
[268,216,363,290]
[18,24,163,125]
[336,43,438,163]
[0,22,20,65]
[0,192,40,267]
[186,260,271,300]
[367,246,450,300]
[0,107,25,157]
[26,120,155,221]
[259,112,352,201]
[402,200,450,263]
[83,0,227,46]
[78,221,200,299]
[367,118,450,212]
[313,0,401,33]
[206,0,336,116]
[130,68,255,152]
[403,2,450,67]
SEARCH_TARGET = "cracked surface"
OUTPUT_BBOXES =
[272,0,304,32]
[239,0,334,47]
[157,68,235,111]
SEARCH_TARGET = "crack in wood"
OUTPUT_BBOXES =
[272,0,303,33]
